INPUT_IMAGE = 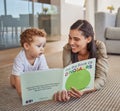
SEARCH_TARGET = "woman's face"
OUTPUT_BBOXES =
[68,29,90,53]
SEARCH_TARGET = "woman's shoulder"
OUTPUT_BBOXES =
[95,40,107,57]
[63,43,71,51]
[95,40,106,49]
[63,43,72,67]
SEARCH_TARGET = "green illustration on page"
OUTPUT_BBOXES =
[65,69,91,90]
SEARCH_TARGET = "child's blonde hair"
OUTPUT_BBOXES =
[20,28,46,47]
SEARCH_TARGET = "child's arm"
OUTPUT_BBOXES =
[14,75,21,97]
[10,75,21,97]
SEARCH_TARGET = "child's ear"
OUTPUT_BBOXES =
[23,43,29,50]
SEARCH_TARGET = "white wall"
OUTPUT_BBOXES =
[97,0,120,13]
[60,0,84,36]
[85,0,120,30]
[60,0,120,36]
[85,0,95,28]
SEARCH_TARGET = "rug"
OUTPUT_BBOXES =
[0,54,120,111]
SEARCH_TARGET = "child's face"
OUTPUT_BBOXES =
[25,36,46,58]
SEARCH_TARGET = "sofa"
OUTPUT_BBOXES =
[95,7,120,54]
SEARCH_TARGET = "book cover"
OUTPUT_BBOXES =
[20,58,96,105]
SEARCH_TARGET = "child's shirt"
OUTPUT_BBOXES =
[12,49,49,76]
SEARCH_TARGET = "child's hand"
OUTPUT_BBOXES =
[53,90,71,102]
[68,87,83,98]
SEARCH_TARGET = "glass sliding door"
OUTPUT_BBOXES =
[0,0,61,50]
[37,0,61,41]
[0,0,32,50]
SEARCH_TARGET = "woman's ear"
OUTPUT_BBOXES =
[87,36,92,43]
[23,43,29,50]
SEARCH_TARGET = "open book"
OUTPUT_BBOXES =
[20,58,96,105]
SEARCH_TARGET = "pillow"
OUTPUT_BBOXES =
[116,7,120,27]
[105,27,120,40]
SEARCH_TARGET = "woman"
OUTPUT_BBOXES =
[53,20,108,102]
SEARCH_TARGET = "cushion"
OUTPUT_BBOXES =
[105,27,120,40]
[116,7,120,27]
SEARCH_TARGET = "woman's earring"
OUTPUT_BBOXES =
[87,41,90,43]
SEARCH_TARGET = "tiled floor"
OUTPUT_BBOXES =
[0,32,20,50]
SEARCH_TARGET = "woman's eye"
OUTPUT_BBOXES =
[74,38,80,41]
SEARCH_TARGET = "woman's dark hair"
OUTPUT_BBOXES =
[70,20,97,63]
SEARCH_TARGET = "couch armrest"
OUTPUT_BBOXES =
[95,12,116,42]
[105,27,120,40]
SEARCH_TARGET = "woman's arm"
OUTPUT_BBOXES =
[53,87,96,102]
[95,40,109,90]
[63,43,72,67]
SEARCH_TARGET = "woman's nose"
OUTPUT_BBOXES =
[69,39,74,45]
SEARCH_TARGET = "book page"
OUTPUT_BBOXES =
[21,69,64,105]
[62,58,96,91]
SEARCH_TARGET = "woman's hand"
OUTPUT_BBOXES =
[68,87,83,98]
[53,90,71,102]
[69,87,96,98]
[53,87,96,102]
